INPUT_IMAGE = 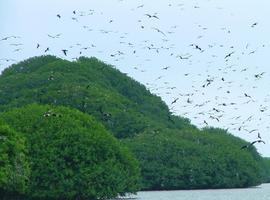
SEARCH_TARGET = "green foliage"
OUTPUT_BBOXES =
[124,128,262,190]
[0,121,29,198]
[0,56,266,192]
[260,158,270,183]
[0,55,194,138]
[0,104,140,200]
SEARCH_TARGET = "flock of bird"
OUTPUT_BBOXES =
[1,0,269,153]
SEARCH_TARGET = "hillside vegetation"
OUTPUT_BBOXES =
[0,56,193,138]
[261,158,270,183]
[0,122,29,198]
[124,128,262,189]
[0,56,269,198]
[0,104,140,200]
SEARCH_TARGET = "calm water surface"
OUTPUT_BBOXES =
[129,183,270,200]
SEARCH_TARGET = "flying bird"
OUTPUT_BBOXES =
[254,72,265,79]
[177,55,191,60]
[251,22,258,27]
[47,33,61,39]
[171,98,179,104]
[190,44,203,51]
[0,36,20,41]
[246,129,258,134]
[1,37,10,41]
[137,4,144,8]
[13,48,22,52]
[9,43,23,46]
[224,51,234,59]
[162,66,170,70]
[241,139,265,149]
[187,98,192,104]
[62,49,68,56]
[72,17,78,22]
[152,27,166,36]
[244,93,252,98]
[145,14,159,19]
[203,120,208,126]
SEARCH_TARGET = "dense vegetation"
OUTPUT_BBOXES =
[0,55,269,198]
[124,128,262,189]
[0,104,140,200]
[0,55,194,139]
[0,122,29,199]
[261,158,270,183]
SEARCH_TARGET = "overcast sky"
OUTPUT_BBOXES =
[1,0,270,156]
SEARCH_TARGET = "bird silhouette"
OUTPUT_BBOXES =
[1,36,20,41]
[171,98,179,104]
[62,49,68,56]
[254,72,265,79]
[137,4,144,9]
[251,22,258,27]
[162,66,170,70]
[13,48,22,52]
[241,139,265,149]
[191,44,203,51]
[244,93,252,98]
[72,17,78,22]
[47,33,61,39]
[224,51,234,59]
[145,14,159,19]
[152,27,166,36]
[177,55,191,60]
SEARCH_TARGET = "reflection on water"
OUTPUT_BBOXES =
[129,183,270,200]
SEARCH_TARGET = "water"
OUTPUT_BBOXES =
[130,184,270,200]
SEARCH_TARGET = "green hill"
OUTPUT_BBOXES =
[0,55,267,194]
[0,56,194,138]
[0,104,140,200]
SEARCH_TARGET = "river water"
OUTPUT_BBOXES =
[128,183,270,200]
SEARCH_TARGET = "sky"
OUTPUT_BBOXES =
[1,0,270,156]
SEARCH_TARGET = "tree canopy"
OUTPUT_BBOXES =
[124,127,263,190]
[0,104,140,200]
[261,157,270,183]
[0,55,194,138]
[0,121,29,198]
[0,56,268,195]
